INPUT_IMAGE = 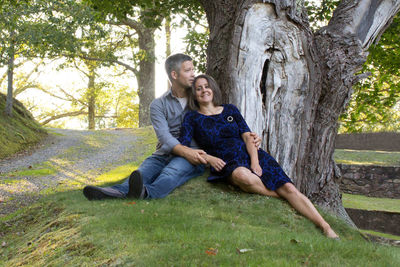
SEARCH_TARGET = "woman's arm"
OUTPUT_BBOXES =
[242,132,262,176]
[204,154,226,172]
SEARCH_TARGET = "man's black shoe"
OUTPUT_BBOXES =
[83,185,125,200]
[127,170,145,199]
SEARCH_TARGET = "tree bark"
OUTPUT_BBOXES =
[122,17,156,127]
[87,65,96,130]
[137,27,156,127]
[199,0,400,221]
[5,42,15,117]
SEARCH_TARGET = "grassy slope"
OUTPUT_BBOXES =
[334,149,400,166]
[0,93,47,159]
[1,128,399,266]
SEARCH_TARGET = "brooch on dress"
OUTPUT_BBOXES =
[227,116,234,122]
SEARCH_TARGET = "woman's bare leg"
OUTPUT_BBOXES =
[230,167,279,198]
[276,183,339,238]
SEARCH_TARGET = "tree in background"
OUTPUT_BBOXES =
[0,0,97,116]
[84,0,203,126]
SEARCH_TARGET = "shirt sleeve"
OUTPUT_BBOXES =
[150,99,180,153]
[179,112,194,147]
[230,104,251,135]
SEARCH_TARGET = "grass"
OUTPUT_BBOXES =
[0,93,47,159]
[1,177,399,266]
[334,149,400,166]
[342,193,400,213]
[361,230,400,241]
[1,128,400,266]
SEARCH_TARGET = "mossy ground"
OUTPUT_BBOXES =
[0,93,47,160]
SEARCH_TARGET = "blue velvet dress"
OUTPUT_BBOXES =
[179,104,292,191]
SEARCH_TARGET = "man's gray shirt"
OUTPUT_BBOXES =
[150,90,197,156]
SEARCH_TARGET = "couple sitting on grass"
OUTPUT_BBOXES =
[83,53,339,239]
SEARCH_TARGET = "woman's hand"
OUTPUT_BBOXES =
[206,155,226,172]
[251,162,262,177]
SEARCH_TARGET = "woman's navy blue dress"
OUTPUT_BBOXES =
[179,104,292,191]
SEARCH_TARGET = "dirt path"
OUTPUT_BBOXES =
[0,128,141,216]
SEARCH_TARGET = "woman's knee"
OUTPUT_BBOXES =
[231,167,256,186]
[279,183,299,195]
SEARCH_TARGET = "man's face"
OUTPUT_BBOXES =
[174,60,195,88]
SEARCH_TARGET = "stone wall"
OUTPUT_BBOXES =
[338,164,400,199]
[346,208,400,236]
[336,132,400,151]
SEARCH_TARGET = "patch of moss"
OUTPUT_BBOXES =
[0,93,47,159]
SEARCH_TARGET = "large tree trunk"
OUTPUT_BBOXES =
[5,42,15,117]
[200,0,400,221]
[137,27,156,127]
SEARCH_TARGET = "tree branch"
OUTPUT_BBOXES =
[41,109,87,125]
[78,54,139,76]
[328,0,400,49]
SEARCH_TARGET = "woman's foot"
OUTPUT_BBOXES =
[323,227,340,239]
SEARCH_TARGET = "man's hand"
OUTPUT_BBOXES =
[183,148,208,165]
[249,132,262,149]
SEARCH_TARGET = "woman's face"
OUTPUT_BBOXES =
[194,78,214,105]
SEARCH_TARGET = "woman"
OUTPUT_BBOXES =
[179,74,339,239]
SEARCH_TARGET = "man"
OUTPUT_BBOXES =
[83,53,207,200]
[83,53,260,200]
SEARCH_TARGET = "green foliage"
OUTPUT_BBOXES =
[0,0,103,64]
[183,27,209,74]
[304,0,340,30]
[339,14,400,133]
[0,92,46,159]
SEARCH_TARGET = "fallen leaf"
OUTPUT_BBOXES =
[28,166,32,169]
[140,209,144,214]
[236,248,253,254]
[205,248,218,255]
[124,201,136,206]
[1,241,6,247]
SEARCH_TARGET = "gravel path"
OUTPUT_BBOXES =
[0,128,141,216]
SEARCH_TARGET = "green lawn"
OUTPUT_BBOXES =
[1,154,400,265]
[334,149,400,166]
[342,193,400,213]
[1,128,400,266]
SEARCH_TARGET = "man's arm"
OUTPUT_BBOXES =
[150,99,180,152]
[150,99,207,165]
[172,144,208,165]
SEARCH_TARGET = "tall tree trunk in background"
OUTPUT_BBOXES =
[5,41,15,117]
[137,27,156,127]
[122,17,156,127]
[200,0,400,221]
[165,16,172,90]
[87,65,96,130]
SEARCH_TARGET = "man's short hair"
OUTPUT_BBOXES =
[165,53,193,81]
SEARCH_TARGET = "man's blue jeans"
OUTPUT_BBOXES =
[111,154,205,199]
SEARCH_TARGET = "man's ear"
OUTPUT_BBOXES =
[171,70,178,80]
